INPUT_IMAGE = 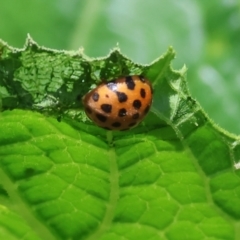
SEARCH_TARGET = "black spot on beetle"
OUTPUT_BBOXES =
[132,113,140,119]
[118,108,127,117]
[101,104,112,113]
[140,88,146,98]
[125,76,135,90]
[133,99,142,109]
[116,92,128,102]
[112,122,121,127]
[92,92,99,102]
[96,114,107,122]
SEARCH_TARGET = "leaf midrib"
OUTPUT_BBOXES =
[86,132,119,239]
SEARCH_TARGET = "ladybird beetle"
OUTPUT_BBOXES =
[82,75,153,130]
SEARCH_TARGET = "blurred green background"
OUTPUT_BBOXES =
[1,0,239,134]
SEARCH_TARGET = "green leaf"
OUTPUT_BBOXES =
[0,38,239,240]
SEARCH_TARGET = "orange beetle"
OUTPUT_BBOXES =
[82,75,153,130]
